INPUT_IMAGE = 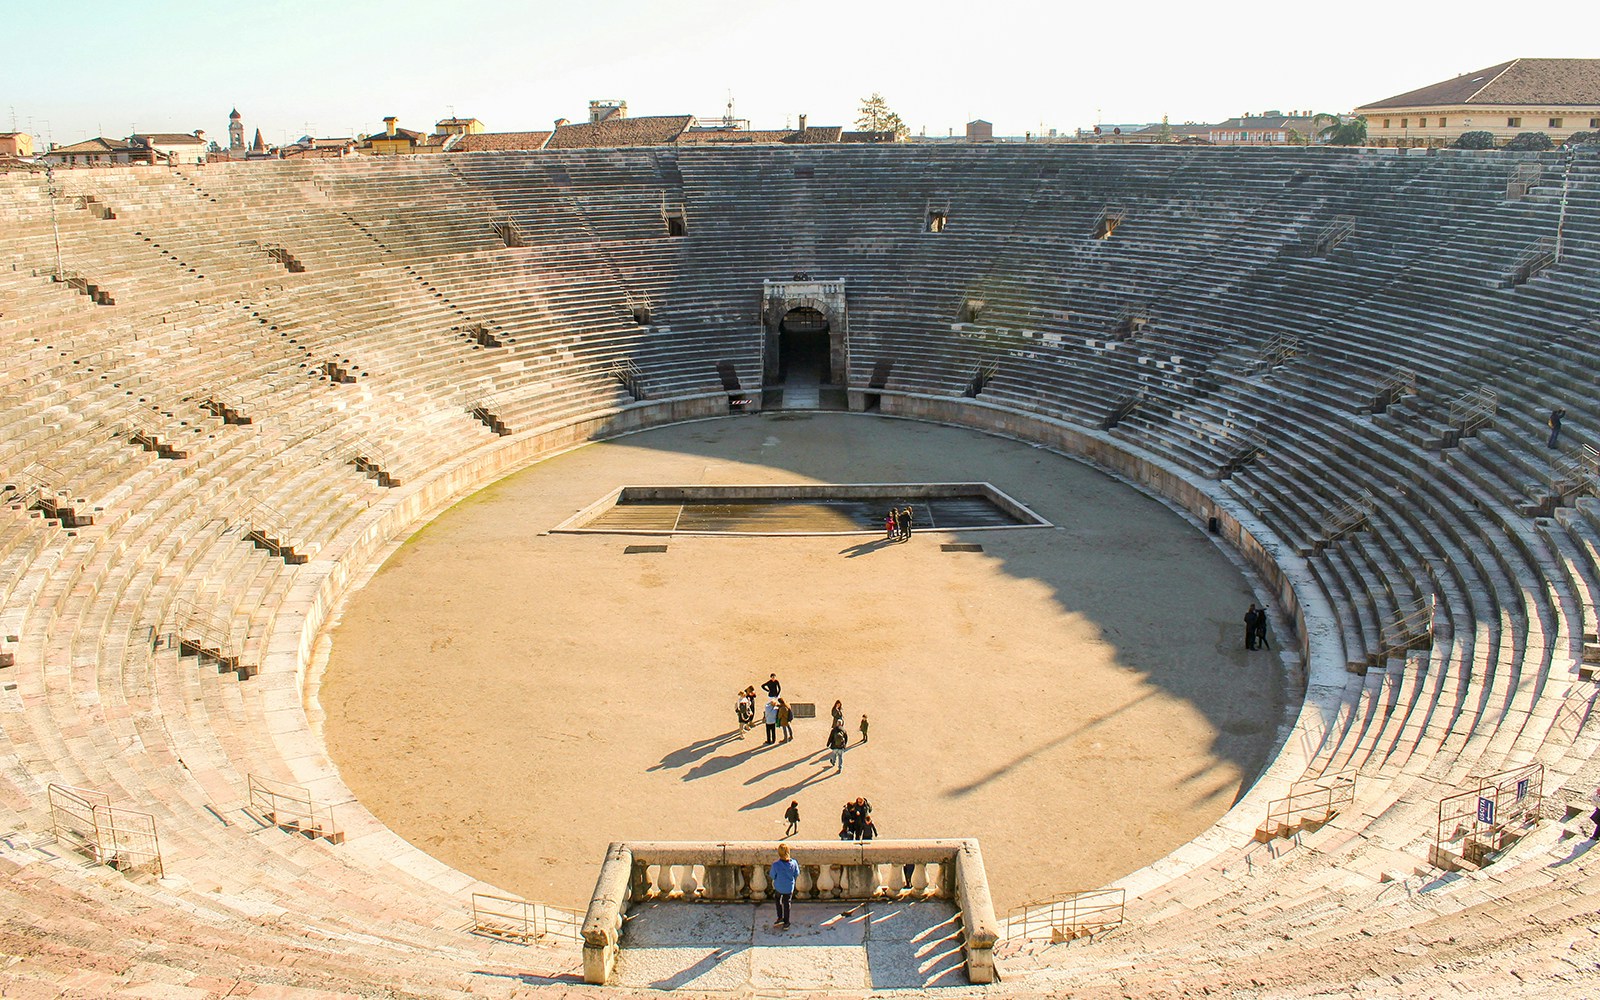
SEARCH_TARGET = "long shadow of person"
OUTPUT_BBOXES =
[648,730,744,772]
[839,537,896,558]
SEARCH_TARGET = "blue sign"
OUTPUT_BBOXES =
[1515,778,1529,801]
[1477,797,1496,825]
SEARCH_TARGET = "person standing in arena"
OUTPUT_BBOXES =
[1244,604,1260,650]
[1549,408,1567,449]
[1253,606,1271,650]
[827,721,848,772]
[764,699,779,745]
[777,698,794,743]
[784,800,801,837]
[762,673,781,699]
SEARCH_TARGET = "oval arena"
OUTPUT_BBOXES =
[1,144,1597,997]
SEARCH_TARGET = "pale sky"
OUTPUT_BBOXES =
[2,0,1594,146]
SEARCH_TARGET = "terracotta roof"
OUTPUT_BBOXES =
[453,130,552,152]
[785,126,843,144]
[366,127,427,144]
[678,126,843,145]
[133,132,205,145]
[544,115,692,149]
[49,137,137,154]
[1358,58,1600,110]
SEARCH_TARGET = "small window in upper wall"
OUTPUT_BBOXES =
[1591,117,1600,128]
[1439,117,1448,127]
[1418,118,1428,128]
[1508,117,1521,127]
[1400,119,1409,129]
[1549,118,1563,128]
[927,211,947,233]
[1383,118,1392,129]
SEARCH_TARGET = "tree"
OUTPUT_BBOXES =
[856,93,909,140]
[1503,131,1553,152]
[1566,131,1598,146]
[1454,131,1495,150]
[1317,114,1367,146]
[1285,128,1306,146]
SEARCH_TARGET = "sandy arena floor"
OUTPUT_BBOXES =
[320,413,1290,909]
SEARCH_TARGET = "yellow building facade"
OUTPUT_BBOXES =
[1357,58,1600,148]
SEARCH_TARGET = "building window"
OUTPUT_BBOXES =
[1549,118,1563,128]
[1439,117,1447,127]
[1383,118,1391,129]
[1419,118,1428,128]
[1591,118,1600,128]
[1400,119,1409,129]
[1507,117,1521,127]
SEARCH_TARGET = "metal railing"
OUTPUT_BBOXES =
[471,892,582,944]
[48,783,164,876]
[1378,596,1435,660]
[1004,887,1125,942]
[1508,239,1556,285]
[1447,386,1498,435]
[248,774,342,842]
[1431,762,1543,871]
[1258,770,1356,841]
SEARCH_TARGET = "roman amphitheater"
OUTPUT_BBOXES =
[1,143,1596,997]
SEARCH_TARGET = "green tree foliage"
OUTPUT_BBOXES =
[856,93,910,140]
[1503,131,1553,151]
[1566,131,1598,145]
[1454,131,1496,149]
[1317,115,1367,146]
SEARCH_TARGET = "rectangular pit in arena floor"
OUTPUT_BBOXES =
[582,839,999,988]
[555,482,1051,535]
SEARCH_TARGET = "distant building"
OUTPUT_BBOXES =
[0,132,36,157]
[435,117,485,137]
[544,114,693,149]
[589,100,627,124]
[130,131,210,164]
[38,137,146,167]
[281,136,358,159]
[228,108,245,153]
[359,117,447,155]
[965,120,994,142]
[1207,112,1322,145]
[1357,58,1600,148]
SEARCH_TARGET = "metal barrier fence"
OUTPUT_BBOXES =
[470,892,583,944]
[1431,762,1543,871]
[247,774,342,842]
[1004,887,1125,942]
[1257,770,1356,841]
[47,783,164,876]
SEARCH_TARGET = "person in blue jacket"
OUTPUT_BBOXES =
[770,843,800,928]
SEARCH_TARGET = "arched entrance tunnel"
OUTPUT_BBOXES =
[778,306,832,385]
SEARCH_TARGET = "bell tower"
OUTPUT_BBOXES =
[228,108,244,152]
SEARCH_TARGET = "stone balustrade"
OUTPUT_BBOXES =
[581,838,999,986]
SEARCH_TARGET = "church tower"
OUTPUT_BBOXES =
[228,108,244,151]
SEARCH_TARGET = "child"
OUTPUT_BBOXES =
[859,714,869,743]
[784,800,800,837]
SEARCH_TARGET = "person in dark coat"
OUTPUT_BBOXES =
[1253,606,1271,650]
[1549,408,1567,449]
[896,506,913,542]
[1244,604,1261,650]
[784,800,800,837]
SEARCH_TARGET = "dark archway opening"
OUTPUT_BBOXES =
[778,307,831,384]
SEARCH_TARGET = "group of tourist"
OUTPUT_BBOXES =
[736,673,794,745]
[839,796,876,840]
[1243,603,1272,651]
[884,505,916,542]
